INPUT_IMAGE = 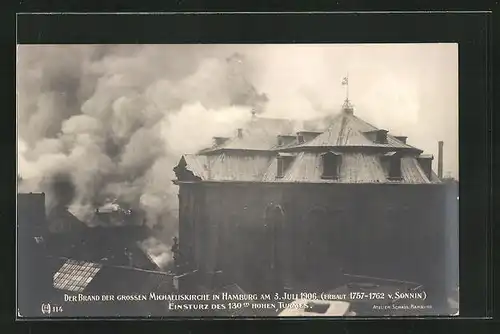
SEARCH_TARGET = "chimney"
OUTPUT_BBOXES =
[438,141,444,179]
[297,131,321,143]
[297,135,304,144]
[237,128,243,139]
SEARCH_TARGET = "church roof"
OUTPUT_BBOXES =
[181,153,271,182]
[283,111,421,152]
[175,109,438,184]
[177,151,438,184]
[262,152,435,184]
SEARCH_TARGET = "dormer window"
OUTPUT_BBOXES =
[376,130,388,144]
[277,135,296,147]
[364,130,388,144]
[321,151,341,179]
[417,154,434,180]
[297,131,322,143]
[389,158,402,179]
[384,152,402,180]
[276,153,294,178]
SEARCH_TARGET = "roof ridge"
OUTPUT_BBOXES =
[251,116,293,122]
[322,112,345,131]
[285,112,421,151]
[349,113,380,131]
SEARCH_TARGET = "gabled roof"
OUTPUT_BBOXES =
[287,112,421,152]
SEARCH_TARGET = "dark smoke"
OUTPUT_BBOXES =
[17,44,459,235]
[17,45,266,234]
[47,173,76,210]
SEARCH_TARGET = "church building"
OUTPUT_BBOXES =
[173,93,450,310]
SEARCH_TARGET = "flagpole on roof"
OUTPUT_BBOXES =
[341,73,353,114]
[346,72,349,101]
[342,73,349,103]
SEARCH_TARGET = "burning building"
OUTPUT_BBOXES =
[41,197,169,271]
[173,99,454,313]
[92,200,135,226]
[17,192,176,317]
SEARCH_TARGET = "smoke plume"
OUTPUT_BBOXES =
[17,45,266,233]
[17,44,459,238]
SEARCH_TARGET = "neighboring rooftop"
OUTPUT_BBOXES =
[53,259,102,292]
[47,256,174,296]
[18,193,169,272]
[46,256,175,316]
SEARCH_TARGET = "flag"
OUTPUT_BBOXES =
[342,77,348,85]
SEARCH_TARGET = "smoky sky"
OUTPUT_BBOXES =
[17,44,459,226]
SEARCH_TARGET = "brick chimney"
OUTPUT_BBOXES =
[438,141,444,179]
[237,128,243,139]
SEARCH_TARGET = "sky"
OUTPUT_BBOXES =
[16,43,459,230]
[249,43,458,178]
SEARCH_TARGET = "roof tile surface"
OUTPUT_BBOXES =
[177,113,438,184]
